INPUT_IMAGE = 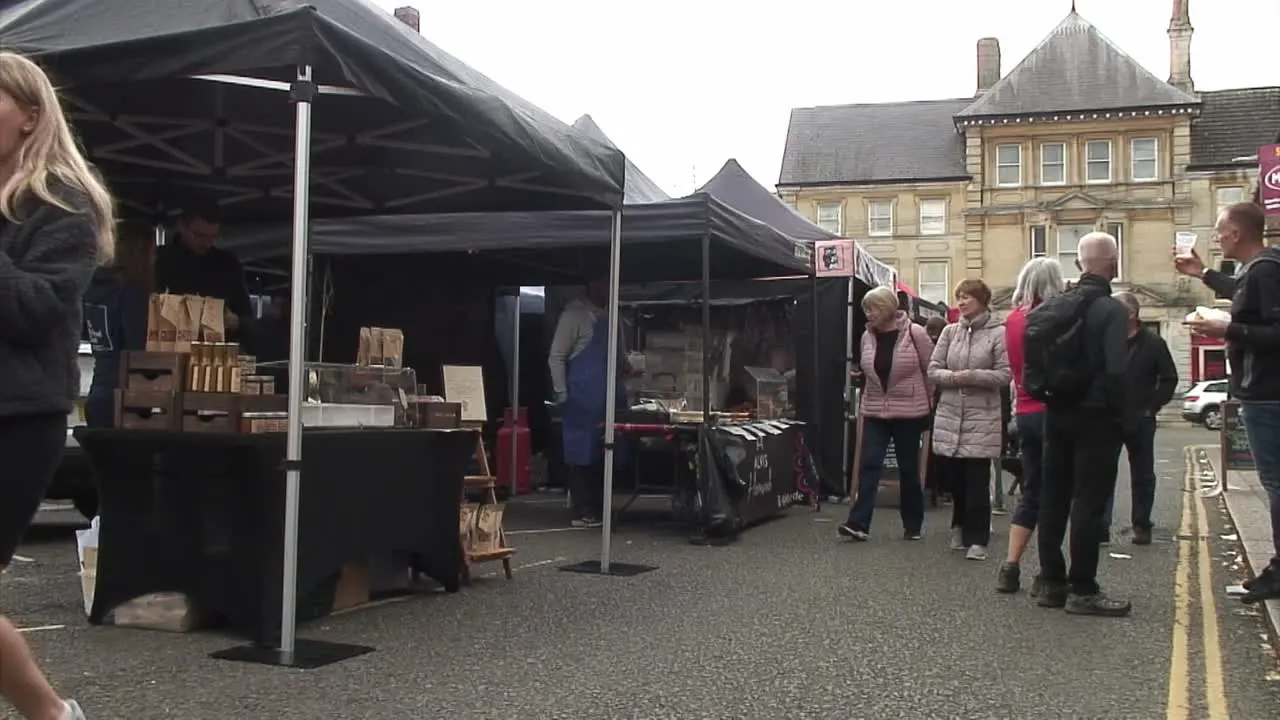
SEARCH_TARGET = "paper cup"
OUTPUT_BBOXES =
[1175,232,1197,258]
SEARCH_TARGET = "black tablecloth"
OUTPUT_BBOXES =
[701,422,816,534]
[73,427,474,644]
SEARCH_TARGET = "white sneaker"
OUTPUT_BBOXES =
[966,545,989,561]
[949,528,965,551]
[62,700,86,720]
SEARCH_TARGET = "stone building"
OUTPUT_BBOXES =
[778,2,1278,390]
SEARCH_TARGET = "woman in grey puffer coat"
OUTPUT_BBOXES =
[928,278,1011,561]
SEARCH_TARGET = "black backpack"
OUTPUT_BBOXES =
[1022,287,1101,405]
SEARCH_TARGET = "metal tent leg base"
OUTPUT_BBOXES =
[559,560,657,577]
[210,638,374,669]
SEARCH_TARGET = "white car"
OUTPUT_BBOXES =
[1181,379,1229,430]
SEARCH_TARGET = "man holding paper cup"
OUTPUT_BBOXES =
[1176,201,1280,604]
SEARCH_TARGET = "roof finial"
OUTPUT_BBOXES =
[1071,0,1076,12]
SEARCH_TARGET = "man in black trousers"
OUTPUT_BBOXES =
[1036,231,1136,617]
[1101,291,1178,546]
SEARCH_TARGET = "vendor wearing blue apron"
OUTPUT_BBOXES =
[548,278,630,528]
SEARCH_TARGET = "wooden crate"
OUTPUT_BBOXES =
[181,392,289,433]
[119,351,187,394]
[114,388,181,430]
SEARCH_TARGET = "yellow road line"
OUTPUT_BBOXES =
[1194,453,1231,719]
[1166,446,1193,720]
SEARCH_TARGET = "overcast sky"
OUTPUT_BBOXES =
[373,0,1276,196]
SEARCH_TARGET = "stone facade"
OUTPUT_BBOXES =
[778,6,1277,410]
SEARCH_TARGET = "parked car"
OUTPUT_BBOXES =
[48,342,97,519]
[1182,379,1229,431]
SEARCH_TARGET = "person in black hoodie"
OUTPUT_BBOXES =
[0,49,108,720]
[1100,292,1178,546]
[82,225,154,427]
[1178,201,1280,604]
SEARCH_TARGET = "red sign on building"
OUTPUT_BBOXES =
[1260,144,1280,216]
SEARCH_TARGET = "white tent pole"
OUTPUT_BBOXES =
[842,278,855,493]
[510,291,522,495]
[599,210,623,573]
[279,64,315,661]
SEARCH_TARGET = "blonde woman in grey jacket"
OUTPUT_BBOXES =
[928,279,1012,561]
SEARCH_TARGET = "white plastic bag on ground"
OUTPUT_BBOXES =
[75,517,99,616]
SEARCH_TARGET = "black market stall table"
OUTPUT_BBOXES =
[73,427,476,644]
[610,417,817,538]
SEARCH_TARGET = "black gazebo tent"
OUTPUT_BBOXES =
[0,0,625,219]
[0,0,627,665]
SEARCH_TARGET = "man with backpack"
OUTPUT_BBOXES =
[1022,231,1135,617]
[1177,201,1280,605]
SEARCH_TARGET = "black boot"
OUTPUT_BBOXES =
[995,562,1020,594]
[1242,568,1280,604]
[1065,592,1132,617]
[1037,582,1068,608]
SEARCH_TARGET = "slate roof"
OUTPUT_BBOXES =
[571,115,670,204]
[957,11,1199,118]
[777,98,971,186]
[1189,87,1280,169]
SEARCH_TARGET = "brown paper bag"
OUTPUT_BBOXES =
[145,294,164,351]
[474,504,505,554]
[357,327,373,366]
[368,327,385,366]
[381,329,405,369]
[200,297,226,343]
[175,296,204,353]
[157,294,183,352]
[459,503,480,552]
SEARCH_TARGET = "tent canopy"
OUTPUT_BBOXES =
[697,159,836,242]
[0,0,626,220]
[572,115,669,204]
[228,194,814,285]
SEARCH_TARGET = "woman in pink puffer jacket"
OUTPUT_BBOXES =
[838,286,935,543]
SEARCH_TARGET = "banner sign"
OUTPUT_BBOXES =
[1260,144,1280,216]
[814,239,855,277]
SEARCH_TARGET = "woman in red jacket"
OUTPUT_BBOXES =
[838,286,935,541]
[996,258,1065,593]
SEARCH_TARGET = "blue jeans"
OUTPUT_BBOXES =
[1241,401,1280,570]
[846,416,927,534]
[1011,412,1045,530]
[1102,416,1158,532]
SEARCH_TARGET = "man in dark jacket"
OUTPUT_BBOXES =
[1178,201,1280,604]
[1101,292,1178,546]
[1037,231,1135,617]
[155,200,253,338]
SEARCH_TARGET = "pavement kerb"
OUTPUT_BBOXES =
[1198,445,1280,644]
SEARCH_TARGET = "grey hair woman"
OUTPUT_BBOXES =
[996,257,1066,593]
[1011,257,1066,309]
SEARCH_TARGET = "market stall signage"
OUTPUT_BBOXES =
[1260,144,1280,216]
[1220,401,1254,472]
[814,239,855,277]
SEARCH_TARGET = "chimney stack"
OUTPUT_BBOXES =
[976,38,1001,96]
[1167,0,1194,92]
[394,6,420,33]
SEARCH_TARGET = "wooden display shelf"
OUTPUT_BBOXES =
[460,427,514,584]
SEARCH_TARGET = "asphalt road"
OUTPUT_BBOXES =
[3,425,1279,719]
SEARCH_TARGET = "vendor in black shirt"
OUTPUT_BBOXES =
[155,200,252,338]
